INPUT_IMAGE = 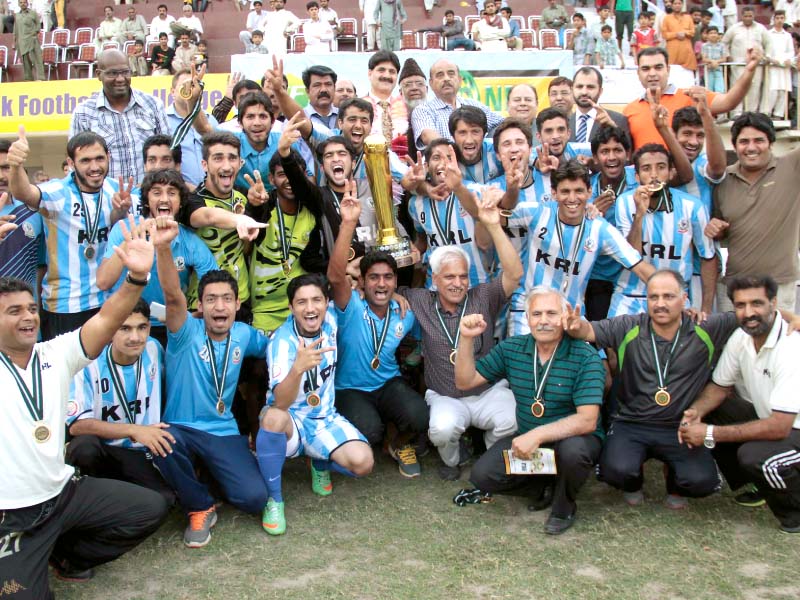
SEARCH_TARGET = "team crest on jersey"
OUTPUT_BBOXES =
[367,196,375,208]
[459,206,468,218]
[394,323,404,338]
[232,346,242,364]
[174,256,186,272]
[584,238,596,253]
[677,219,690,234]
[22,221,35,238]
[198,345,210,362]
[66,400,79,417]
[272,365,282,379]
[148,363,157,380]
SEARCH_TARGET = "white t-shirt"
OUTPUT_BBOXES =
[0,330,92,509]
[713,314,800,429]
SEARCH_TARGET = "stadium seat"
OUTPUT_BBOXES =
[42,44,60,80]
[528,15,541,31]
[423,31,443,50]
[509,16,525,32]
[401,30,420,50]
[0,45,7,82]
[564,28,575,50]
[49,28,70,62]
[290,33,306,53]
[520,29,536,50]
[67,43,96,79]
[464,15,480,38]
[338,17,358,51]
[66,27,94,61]
[539,28,560,50]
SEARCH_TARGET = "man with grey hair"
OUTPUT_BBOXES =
[456,286,606,535]
[400,197,523,480]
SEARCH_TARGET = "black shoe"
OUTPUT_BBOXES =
[527,484,554,512]
[49,558,94,583]
[780,522,800,534]
[734,485,766,507]
[438,464,461,481]
[544,509,576,535]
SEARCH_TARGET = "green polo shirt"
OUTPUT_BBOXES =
[476,335,606,439]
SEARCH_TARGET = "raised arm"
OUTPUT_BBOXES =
[479,189,523,297]
[327,179,360,310]
[264,56,311,139]
[454,314,490,390]
[6,125,42,209]
[710,48,763,115]
[152,217,188,334]
[562,303,596,343]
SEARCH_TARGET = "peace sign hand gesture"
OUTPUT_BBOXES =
[561,303,583,334]
[113,176,134,214]
[646,89,669,130]
[339,179,361,225]
[279,111,306,155]
[292,337,336,375]
[244,170,268,206]
[537,144,559,175]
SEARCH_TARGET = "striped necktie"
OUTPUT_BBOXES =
[577,113,590,143]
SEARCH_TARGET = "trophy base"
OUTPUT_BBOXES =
[369,237,415,268]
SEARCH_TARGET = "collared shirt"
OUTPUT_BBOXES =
[364,92,408,141]
[595,37,620,66]
[70,89,170,183]
[542,5,569,30]
[119,15,148,41]
[304,18,335,53]
[573,108,597,144]
[178,15,203,33]
[234,130,316,192]
[13,7,41,54]
[401,277,507,398]
[572,28,596,65]
[713,314,800,429]
[166,104,218,186]
[411,95,504,150]
[149,14,176,41]
[476,335,605,437]
[0,198,44,291]
[172,43,198,72]
[721,21,770,62]
[245,9,269,31]
[304,104,338,130]
[712,148,800,284]
[95,17,122,47]
[265,8,300,55]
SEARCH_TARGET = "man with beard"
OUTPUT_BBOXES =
[7,130,137,338]
[449,107,501,186]
[328,189,428,478]
[97,169,217,347]
[70,50,169,183]
[679,276,800,532]
[398,58,427,161]
[565,270,739,509]
[257,273,374,535]
[569,67,630,145]
[302,65,339,131]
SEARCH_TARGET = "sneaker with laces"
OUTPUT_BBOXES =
[389,444,421,478]
[262,498,286,535]
[734,484,766,507]
[310,462,333,496]
[184,506,217,548]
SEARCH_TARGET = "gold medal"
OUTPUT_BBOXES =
[84,245,96,260]
[348,246,356,261]
[307,392,321,407]
[499,209,514,218]
[647,181,665,193]
[654,388,671,407]
[449,350,457,365]
[179,82,193,100]
[33,423,51,443]
[531,400,545,418]
[370,357,380,370]
[216,400,225,414]
[233,201,245,215]
[282,261,292,276]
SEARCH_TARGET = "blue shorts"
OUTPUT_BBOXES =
[287,410,367,460]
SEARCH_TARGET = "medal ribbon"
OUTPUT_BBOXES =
[0,351,43,422]
[435,297,468,353]
[430,193,455,246]
[533,340,560,401]
[366,306,392,364]
[293,322,320,393]
[106,346,143,424]
[80,192,103,247]
[275,201,299,263]
[649,188,673,213]
[206,333,232,408]
[554,215,586,289]
[649,321,682,392]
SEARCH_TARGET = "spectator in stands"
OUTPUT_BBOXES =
[260,0,299,57]
[195,39,208,69]
[500,7,522,51]
[0,0,15,35]
[374,0,407,52]
[722,0,739,30]
[360,0,379,52]
[172,33,198,72]
[318,0,341,50]
[95,5,122,52]
[71,50,170,183]
[722,6,770,115]
[631,10,658,59]
[239,0,269,51]
[471,0,509,52]
[507,83,538,138]
[776,0,800,30]
[304,1,335,54]
[128,40,149,77]
[411,58,504,150]
[172,3,204,44]
[364,50,408,147]
[709,0,726,32]
[702,26,728,94]
[765,10,793,119]
[662,0,697,72]
[569,13,596,66]
[547,77,574,115]
[690,6,704,47]
[148,4,176,46]
[595,25,625,69]
[592,6,614,39]
[14,0,44,81]
[151,32,175,76]
[419,9,476,51]
[334,79,357,106]
[118,5,148,46]
[541,0,569,44]
[303,65,338,130]
[611,0,634,51]
[570,67,630,144]
[245,30,269,54]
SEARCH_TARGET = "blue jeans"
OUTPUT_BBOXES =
[447,37,476,51]
[706,68,724,93]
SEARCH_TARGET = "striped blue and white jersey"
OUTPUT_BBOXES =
[0,199,44,291]
[508,201,643,311]
[589,166,639,283]
[613,187,715,299]
[474,172,539,257]
[531,142,593,203]
[38,174,139,313]
[268,309,338,419]
[459,139,502,185]
[407,193,489,287]
[67,339,164,451]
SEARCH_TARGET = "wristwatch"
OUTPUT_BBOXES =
[126,272,150,287]
[703,425,716,449]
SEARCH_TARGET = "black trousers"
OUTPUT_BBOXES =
[709,395,800,527]
[583,279,614,322]
[66,435,176,505]
[599,420,720,497]
[335,377,430,446]
[470,434,602,518]
[0,477,168,600]
[40,308,100,341]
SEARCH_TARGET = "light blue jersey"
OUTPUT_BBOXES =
[459,139,502,185]
[38,174,139,313]
[609,187,715,317]
[267,310,338,419]
[335,290,415,392]
[0,199,44,292]
[103,216,218,325]
[234,130,317,192]
[164,316,268,436]
[508,201,642,335]
[68,339,164,451]
[408,192,489,287]
[531,143,593,203]
[588,166,639,283]
[475,173,539,257]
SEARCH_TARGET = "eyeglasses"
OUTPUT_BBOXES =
[102,69,131,79]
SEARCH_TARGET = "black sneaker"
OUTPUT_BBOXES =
[438,464,461,481]
[49,558,94,583]
[527,484,554,512]
[780,522,800,534]
[734,485,765,507]
[544,509,577,535]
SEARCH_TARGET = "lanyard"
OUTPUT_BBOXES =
[0,351,43,422]
[430,193,455,246]
[80,192,102,246]
[649,321,682,391]
[435,297,468,352]
[206,333,232,406]
[106,346,143,424]
[533,340,560,401]
[553,215,586,292]
[649,188,673,213]
[293,322,320,392]
[366,306,392,367]
[275,201,298,263]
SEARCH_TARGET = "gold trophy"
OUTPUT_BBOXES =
[363,134,414,267]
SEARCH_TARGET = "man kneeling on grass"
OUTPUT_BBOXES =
[257,273,374,535]
[455,287,605,535]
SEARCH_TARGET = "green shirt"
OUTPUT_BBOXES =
[14,9,41,55]
[476,335,605,438]
[615,0,633,12]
